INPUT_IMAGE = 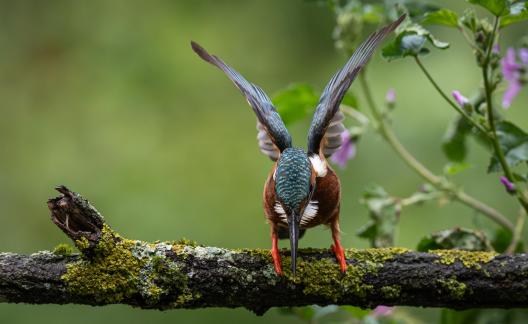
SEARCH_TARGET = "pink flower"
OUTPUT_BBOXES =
[386,88,396,104]
[492,44,500,54]
[502,48,521,79]
[452,90,469,107]
[503,81,522,109]
[330,130,356,168]
[501,48,526,109]
[500,176,516,193]
[519,48,528,65]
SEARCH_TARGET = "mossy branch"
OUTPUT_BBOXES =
[1,187,527,315]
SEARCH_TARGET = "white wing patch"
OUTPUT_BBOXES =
[274,202,285,215]
[275,200,319,226]
[274,202,288,224]
[309,155,327,177]
[300,200,318,226]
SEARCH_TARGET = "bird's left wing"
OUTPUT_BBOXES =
[191,41,291,161]
[307,14,405,157]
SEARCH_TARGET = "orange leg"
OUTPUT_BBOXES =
[271,225,283,275]
[330,220,347,273]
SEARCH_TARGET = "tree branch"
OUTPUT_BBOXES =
[1,187,527,315]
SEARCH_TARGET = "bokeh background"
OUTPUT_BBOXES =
[0,0,526,323]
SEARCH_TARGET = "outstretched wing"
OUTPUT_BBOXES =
[191,41,291,161]
[307,14,405,157]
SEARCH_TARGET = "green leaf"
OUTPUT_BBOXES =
[357,221,377,239]
[401,34,428,53]
[491,228,511,252]
[444,162,472,176]
[422,9,459,27]
[382,33,429,60]
[491,227,524,253]
[416,228,493,252]
[404,24,450,49]
[402,0,441,20]
[358,185,401,248]
[442,117,471,162]
[513,172,528,183]
[488,121,528,172]
[381,23,449,61]
[468,0,509,16]
[416,236,436,252]
[272,83,319,126]
[510,1,528,15]
[501,2,528,27]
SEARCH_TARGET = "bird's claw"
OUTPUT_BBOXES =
[331,244,347,273]
[271,246,283,276]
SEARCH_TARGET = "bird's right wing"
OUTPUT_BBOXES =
[191,41,291,161]
[307,14,406,157]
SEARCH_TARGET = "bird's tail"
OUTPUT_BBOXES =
[278,227,306,240]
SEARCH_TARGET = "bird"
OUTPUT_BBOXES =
[191,14,405,276]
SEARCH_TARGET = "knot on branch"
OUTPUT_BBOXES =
[48,185,106,254]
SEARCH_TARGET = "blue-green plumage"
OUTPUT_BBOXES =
[274,147,312,276]
[274,148,311,213]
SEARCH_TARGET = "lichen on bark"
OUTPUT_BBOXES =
[61,225,197,306]
[437,277,468,300]
[430,249,497,269]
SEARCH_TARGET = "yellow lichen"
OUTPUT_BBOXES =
[235,248,273,261]
[53,243,74,256]
[228,247,409,302]
[430,249,497,269]
[345,247,410,263]
[147,285,163,300]
[62,225,143,303]
[75,237,90,251]
[174,238,198,247]
[281,257,374,302]
[62,227,199,306]
[437,276,467,300]
[380,285,401,299]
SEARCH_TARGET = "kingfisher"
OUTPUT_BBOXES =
[191,15,404,276]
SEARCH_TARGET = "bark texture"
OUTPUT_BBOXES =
[0,186,527,315]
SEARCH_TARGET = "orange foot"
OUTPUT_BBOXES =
[271,230,283,275]
[271,246,283,275]
[331,243,347,273]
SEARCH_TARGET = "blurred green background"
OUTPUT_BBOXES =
[0,1,526,323]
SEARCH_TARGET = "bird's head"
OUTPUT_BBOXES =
[274,147,315,276]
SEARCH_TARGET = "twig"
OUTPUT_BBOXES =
[358,72,513,231]
[506,208,526,254]
[414,56,489,136]
[480,16,528,215]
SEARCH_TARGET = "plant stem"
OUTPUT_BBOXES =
[458,26,480,51]
[506,208,526,254]
[358,72,513,231]
[481,16,528,215]
[414,56,489,136]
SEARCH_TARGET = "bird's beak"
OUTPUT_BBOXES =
[288,212,300,277]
